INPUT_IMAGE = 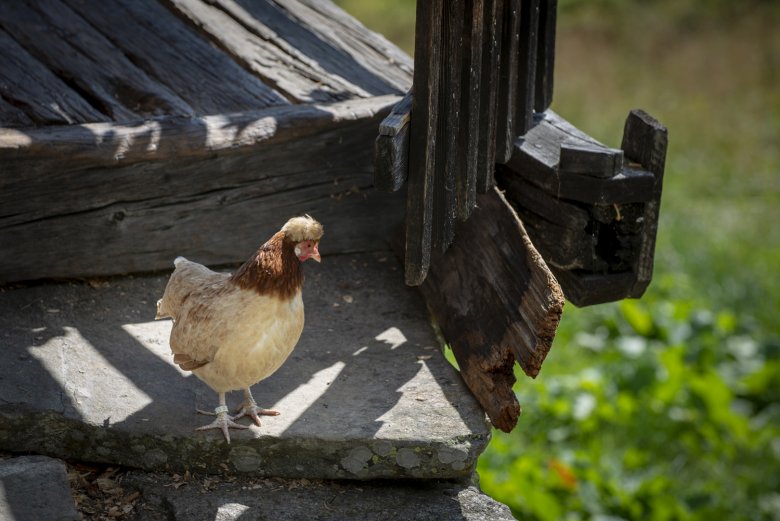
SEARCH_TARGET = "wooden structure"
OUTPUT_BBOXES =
[375,0,667,431]
[0,0,667,435]
[0,0,412,282]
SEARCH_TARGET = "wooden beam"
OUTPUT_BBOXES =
[515,0,540,134]
[405,0,444,286]
[0,0,197,122]
[420,188,564,432]
[455,0,485,220]
[475,0,503,193]
[61,0,285,114]
[0,96,403,283]
[621,109,668,297]
[432,0,465,252]
[498,109,668,306]
[534,0,557,112]
[0,28,108,126]
[559,142,623,178]
[374,90,412,192]
[494,0,521,164]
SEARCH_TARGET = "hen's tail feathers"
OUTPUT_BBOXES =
[155,257,187,320]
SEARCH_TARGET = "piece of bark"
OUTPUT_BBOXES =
[420,188,564,432]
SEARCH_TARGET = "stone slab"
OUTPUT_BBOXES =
[0,253,490,480]
[0,455,79,521]
[123,471,515,521]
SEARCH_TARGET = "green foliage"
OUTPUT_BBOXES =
[479,291,780,520]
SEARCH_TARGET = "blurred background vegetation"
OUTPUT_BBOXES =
[336,1,779,519]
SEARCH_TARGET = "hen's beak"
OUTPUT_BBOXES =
[311,243,321,263]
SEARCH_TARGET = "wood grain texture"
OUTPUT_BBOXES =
[494,0,521,164]
[0,28,108,126]
[534,0,557,112]
[475,0,502,193]
[404,0,444,286]
[0,96,403,283]
[515,0,540,134]
[374,91,412,192]
[432,0,464,252]
[0,0,196,122]
[455,0,485,220]
[62,0,285,115]
[265,0,413,94]
[165,0,367,103]
[420,188,564,432]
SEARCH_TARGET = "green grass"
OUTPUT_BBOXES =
[335,1,780,519]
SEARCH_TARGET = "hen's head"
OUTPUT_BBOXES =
[282,215,323,263]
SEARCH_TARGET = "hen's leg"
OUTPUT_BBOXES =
[195,392,248,443]
[233,388,280,426]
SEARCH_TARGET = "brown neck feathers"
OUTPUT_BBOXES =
[230,232,303,299]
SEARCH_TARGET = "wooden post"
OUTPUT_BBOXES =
[404,0,444,285]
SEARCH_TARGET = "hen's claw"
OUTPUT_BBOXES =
[195,406,248,444]
[233,388,279,426]
[233,403,279,427]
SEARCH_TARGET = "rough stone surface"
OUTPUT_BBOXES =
[123,471,516,521]
[0,253,490,480]
[0,455,79,521]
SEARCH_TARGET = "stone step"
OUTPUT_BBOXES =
[0,455,79,521]
[124,470,515,521]
[0,253,490,480]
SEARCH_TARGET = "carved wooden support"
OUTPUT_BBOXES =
[419,188,564,432]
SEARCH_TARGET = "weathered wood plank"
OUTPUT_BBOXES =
[497,166,599,269]
[621,109,668,297]
[257,0,413,94]
[0,96,33,129]
[0,0,196,122]
[534,0,557,112]
[420,188,564,432]
[0,98,404,283]
[0,95,401,224]
[432,0,465,252]
[165,0,366,103]
[404,0,444,286]
[475,0,502,193]
[62,0,285,114]
[374,90,412,192]
[0,28,108,125]
[506,110,655,204]
[515,0,540,134]
[494,0,521,164]
[455,0,485,220]
[499,109,668,306]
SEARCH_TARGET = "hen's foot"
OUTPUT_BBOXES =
[195,406,248,443]
[233,401,279,427]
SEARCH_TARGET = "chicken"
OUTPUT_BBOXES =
[155,215,323,443]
